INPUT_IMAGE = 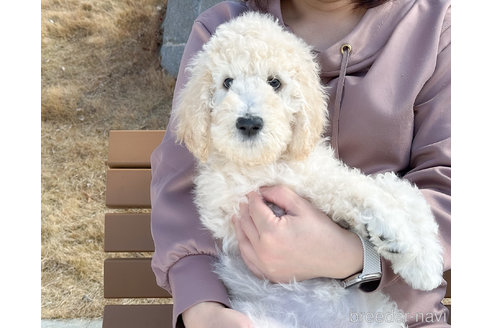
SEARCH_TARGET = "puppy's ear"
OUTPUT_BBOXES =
[175,58,213,162]
[288,61,328,160]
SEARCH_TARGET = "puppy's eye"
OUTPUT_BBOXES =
[267,77,281,91]
[223,78,233,90]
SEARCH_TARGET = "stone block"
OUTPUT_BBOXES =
[200,0,226,12]
[160,44,185,77]
[162,0,200,44]
[161,0,235,76]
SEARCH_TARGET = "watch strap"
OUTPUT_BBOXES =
[342,232,382,288]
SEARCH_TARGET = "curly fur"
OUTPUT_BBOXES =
[175,12,443,328]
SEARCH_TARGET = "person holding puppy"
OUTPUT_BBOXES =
[150,0,451,327]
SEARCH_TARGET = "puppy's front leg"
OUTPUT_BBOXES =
[303,157,443,291]
[362,172,444,291]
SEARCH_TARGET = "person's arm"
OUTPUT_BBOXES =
[376,7,451,300]
[402,19,451,275]
[150,20,231,328]
[379,10,451,327]
[150,3,251,327]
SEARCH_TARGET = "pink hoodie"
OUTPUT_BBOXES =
[150,0,451,327]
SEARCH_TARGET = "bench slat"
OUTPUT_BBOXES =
[106,169,152,208]
[104,258,171,298]
[103,304,173,328]
[445,304,451,324]
[108,130,165,168]
[443,270,451,298]
[105,213,154,252]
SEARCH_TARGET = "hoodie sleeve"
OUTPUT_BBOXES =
[405,5,451,275]
[150,20,231,328]
[150,3,249,328]
[364,6,451,327]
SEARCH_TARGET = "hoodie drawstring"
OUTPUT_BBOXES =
[332,43,352,158]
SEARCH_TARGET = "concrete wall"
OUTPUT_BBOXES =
[161,0,240,76]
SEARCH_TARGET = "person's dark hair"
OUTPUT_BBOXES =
[247,0,390,11]
[354,0,390,8]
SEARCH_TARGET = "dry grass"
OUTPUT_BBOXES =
[41,0,175,318]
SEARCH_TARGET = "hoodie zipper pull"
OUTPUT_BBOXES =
[332,43,352,158]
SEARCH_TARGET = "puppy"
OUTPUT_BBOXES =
[175,12,443,328]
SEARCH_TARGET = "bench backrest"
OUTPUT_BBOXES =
[104,130,173,328]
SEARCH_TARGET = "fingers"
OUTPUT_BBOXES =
[259,185,304,216]
[246,191,279,233]
[232,215,264,279]
[237,202,260,243]
[244,186,303,235]
[240,251,264,279]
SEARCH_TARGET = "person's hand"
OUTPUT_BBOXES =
[232,185,363,283]
[182,301,253,328]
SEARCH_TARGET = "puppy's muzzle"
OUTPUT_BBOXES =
[236,115,263,138]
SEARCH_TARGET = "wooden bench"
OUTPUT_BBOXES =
[104,130,173,328]
[103,130,451,327]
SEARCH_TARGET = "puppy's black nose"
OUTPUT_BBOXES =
[236,116,264,137]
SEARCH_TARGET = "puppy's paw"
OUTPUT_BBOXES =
[390,244,444,291]
[359,209,443,291]
[364,221,444,291]
[362,216,413,259]
[366,227,407,256]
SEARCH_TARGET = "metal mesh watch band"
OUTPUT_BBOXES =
[342,232,382,288]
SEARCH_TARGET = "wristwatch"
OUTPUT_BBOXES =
[342,233,382,289]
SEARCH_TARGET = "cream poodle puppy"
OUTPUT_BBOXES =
[174,12,443,328]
